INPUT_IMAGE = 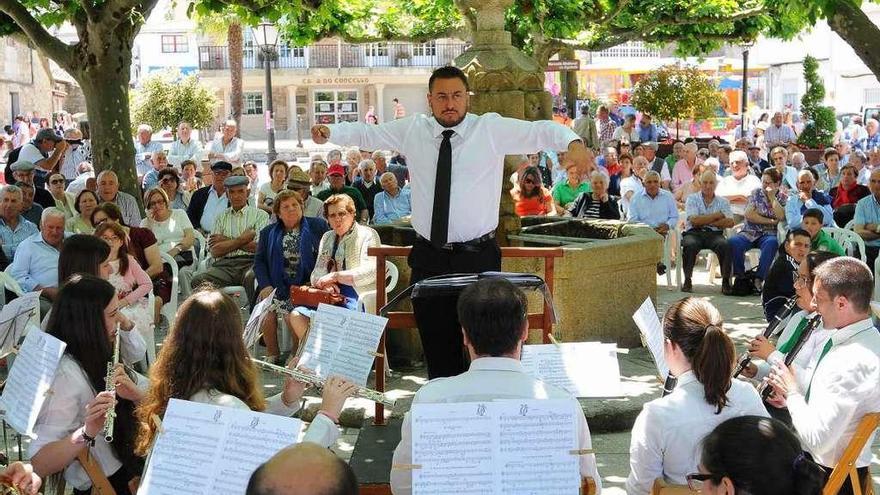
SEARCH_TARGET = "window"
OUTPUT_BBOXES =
[279,45,305,58]
[161,34,189,53]
[364,43,388,57]
[313,89,359,125]
[782,77,800,111]
[413,41,437,57]
[244,92,264,115]
[865,88,880,106]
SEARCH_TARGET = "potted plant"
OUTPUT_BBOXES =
[797,56,836,164]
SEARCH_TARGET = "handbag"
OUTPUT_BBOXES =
[289,285,344,307]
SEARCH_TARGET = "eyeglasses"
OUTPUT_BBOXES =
[686,472,720,491]
[794,274,812,288]
[327,211,350,220]
[49,179,65,185]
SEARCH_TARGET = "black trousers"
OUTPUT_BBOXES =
[409,237,501,379]
[820,465,870,495]
[682,230,731,284]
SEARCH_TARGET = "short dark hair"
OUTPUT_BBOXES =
[429,66,469,92]
[802,208,824,224]
[813,257,873,313]
[762,167,781,184]
[457,278,527,356]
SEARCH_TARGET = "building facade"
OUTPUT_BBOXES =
[1,36,57,124]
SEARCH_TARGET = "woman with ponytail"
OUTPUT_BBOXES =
[690,415,825,495]
[626,297,768,494]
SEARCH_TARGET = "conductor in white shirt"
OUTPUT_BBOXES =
[767,257,880,494]
[389,278,602,494]
[312,65,593,378]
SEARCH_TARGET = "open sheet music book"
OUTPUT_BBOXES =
[0,291,41,358]
[243,288,277,349]
[410,400,581,495]
[521,342,622,398]
[632,297,669,378]
[0,330,66,437]
[138,399,303,495]
[298,304,388,387]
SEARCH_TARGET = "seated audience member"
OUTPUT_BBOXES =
[815,148,842,191]
[628,170,678,274]
[600,146,622,196]
[254,191,329,363]
[142,187,194,265]
[315,164,368,223]
[167,121,202,168]
[761,229,810,321]
[187,160,231,233]
[5,208,65,315]
[10,160,54,209]
[552,162,592,211]
[717,150,762,221]
[853,168,880,268]
[791,151,808,170]
[372,172,411,225]
[135,289,356,453]
[391,278,602,495]
[17,182,43,226]
[671,142,701,192]
[287,195,380,340]
[681,171,735,293]
[849,151,869,185]
[747,142,770,175]
[829,164,869,226]
[244,161,260,204]
[258,160,289,215]
[286,168,325,219]
[785,169,834,229]
[801,208,844,255]
[665,141,685,174]
[180,159,203,193]
[619,155,645,218]
[569,171,620,220]
[191,175,269,303]
[767,257,880,494]
[207,119,244,167]
[626,297,768,494]
[65,161,95,197]
[641,142,672,189]
[157,167,189,210]
[0,185,38,267]
[96,170,141,227]
[30,275,143,494]
[769,146,799,191]
[512,166,554,217]
[373,150,408,187]
[247,443,358,495]
[353,159,383,221]
[69,189,100,234]
[728,168,785,289]
[141,149,169,192]
[46,172,75,218]
[309,160,330,196]
[693,416,825,495]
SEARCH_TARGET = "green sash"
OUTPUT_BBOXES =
[778,317,809,354]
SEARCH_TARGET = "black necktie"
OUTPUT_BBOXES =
[430,129,454,248]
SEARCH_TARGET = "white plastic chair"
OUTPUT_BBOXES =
[356,262,400,314]
[662,228,677,291]
[823,227,867,262]
[0,271,24,306]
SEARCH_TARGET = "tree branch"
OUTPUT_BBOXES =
[596,0,633,25]
[0,0,75,70]
[337,27,469,44]
[80,0,99,22]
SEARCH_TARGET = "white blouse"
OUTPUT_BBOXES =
[140,209,193,253]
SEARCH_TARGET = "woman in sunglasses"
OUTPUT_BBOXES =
[141,187,194,268]
[46,172,75,218]
[512,165,554,217]
[156,168,188,210]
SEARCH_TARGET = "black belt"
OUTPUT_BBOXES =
[417,231,496,252]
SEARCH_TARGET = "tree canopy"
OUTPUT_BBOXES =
[630,65,719,132]
[130,70,218,136]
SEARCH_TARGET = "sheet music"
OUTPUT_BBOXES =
[298,304,388,386]
[0,329,66,437]
[0,291,41,357]
[138,399,303,495]
[521,342,622,397]
[632,297,669,377]
[411,400,580,495]
[243,289,277,349]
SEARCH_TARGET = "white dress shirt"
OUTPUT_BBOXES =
[167,139,203,167]
[390,357,601,495]
[753,310,831,386]
[717,173,762,216]
[208,137,244,166]
[189,388,339,448]
[201,188,228,233]
[626,371,768,494]
[329,113,580,243]
[787,317,880,468]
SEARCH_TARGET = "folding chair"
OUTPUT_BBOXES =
[822,412,879,495]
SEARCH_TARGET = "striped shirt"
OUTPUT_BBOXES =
[212,205,269,258]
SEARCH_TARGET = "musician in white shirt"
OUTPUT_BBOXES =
[312,65,593,380]
[626,297,768,494]
[768,257,880,493]
[390,278,602,494]
[30,275,144,494]
[134,289,357,457]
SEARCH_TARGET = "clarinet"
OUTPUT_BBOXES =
[733,295,800,378]
[759,313,822,400]
[102,328,121,443]
[661,373,677,397]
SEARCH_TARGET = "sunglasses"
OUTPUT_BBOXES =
[686,472,720,491]
[49,179,65,185]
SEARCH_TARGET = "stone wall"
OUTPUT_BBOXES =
[0,36,55,121]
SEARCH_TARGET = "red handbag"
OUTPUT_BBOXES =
[289,285,344,307]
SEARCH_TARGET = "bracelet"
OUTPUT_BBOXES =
[317,410,339,424]
[79,427,96,447]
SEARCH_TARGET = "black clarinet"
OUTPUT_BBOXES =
[760,313,822,400]
[733,295,800,378]
[661,373,677,397]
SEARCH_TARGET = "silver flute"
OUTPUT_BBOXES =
[103,327,121,443]
[251,358,396,409]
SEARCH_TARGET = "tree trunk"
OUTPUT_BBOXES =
[228,22,244,135]
[828,1,880,84]
[559,47,578,117]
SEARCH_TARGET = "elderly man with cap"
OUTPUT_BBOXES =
[373,172,411,225]
[10,161,54,209]
[287,168,324,218]
[187,160,232,233]
[314,163,368,222]
[191,174,268,300]
[9,128,68,188]
[747,141,769,175]
[58,128,89,181]
[96,170,141,227]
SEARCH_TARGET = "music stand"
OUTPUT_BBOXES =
[0,295,40,360]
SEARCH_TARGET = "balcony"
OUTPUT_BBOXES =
[198,41,469,71]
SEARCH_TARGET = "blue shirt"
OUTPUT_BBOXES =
[134,140,164,176]
[785,190,835,230]
[853,194,880,247]
[638,123,658,143]
[5,232,61,291]
[0,216,38,260]
[373,188,412,225]
[142,169,160,192]
[684,192,733,231]
[628,189,678,229]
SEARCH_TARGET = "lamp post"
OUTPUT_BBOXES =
[741,41,754,139]
[254,20,279,163]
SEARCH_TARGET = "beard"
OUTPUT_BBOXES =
[433,104,469,128]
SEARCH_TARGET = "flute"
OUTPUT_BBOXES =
[733,295,799,378]
[759,313,821,400]
[102,327,121,443]
[251,358,396,409]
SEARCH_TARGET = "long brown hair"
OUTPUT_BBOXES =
[94,222,130,276]
[135,290,266,455]
[663,297,735,413]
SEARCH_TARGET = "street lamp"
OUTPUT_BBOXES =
[741,40,755,140]
[254,20,279,163]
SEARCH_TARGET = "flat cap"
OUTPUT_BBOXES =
[10,160,35,172]
[224,175,249,187]
[211,161,233,172]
